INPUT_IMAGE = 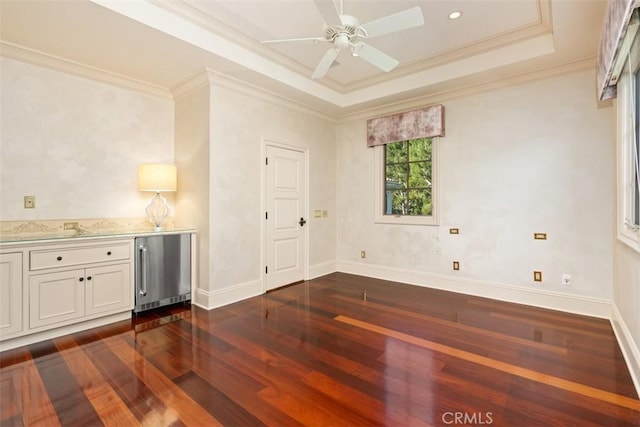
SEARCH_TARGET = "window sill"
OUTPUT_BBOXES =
[617,229,640,254]
[374,214,439,226]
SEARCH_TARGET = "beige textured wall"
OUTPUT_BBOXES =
[174,83,212,297]
[337,69,615,302]
[0,57,175,221]
[208,83,337,292]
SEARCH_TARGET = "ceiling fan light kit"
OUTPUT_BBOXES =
[261,0,425,79]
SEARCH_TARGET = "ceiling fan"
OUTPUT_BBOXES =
[261,0,424,79]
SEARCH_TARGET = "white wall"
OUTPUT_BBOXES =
[0,57,174,221]
[174,82,211,295]
[337,69,614,312]
[174,76,337,307]
[208,84,337,291]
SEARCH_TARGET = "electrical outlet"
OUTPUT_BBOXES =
[64,222,79,230]
[533,271,542,282]
[360,250,366,259]
[24,196,35,209]
[562,274,571,286]
[453,261,460,270]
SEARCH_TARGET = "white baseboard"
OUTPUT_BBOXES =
[192,259,612,319]
[192,261,339,311]
[336,260,612,319]
[309,260,337,279]
[193,279,263,310]
[610,302,640,397]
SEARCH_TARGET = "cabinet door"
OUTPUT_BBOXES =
[85,263,131,316]
[29,270,85,329]
[0,253,23,338]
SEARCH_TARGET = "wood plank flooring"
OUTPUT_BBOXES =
[1,272,639,426]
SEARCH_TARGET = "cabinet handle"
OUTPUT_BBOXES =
[139,245,148,297]
[79,277,84,282]
[56,256,63,261]
[87,276,92,281]
[107,251,112,256]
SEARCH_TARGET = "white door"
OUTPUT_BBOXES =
[265,145,307,291]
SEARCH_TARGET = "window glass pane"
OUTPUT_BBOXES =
[385,164,408,189]
[408,189,432,216]
[408,161,431,188]
[385,190,408,215]
[408,137,431,162]
[385,141,408,164]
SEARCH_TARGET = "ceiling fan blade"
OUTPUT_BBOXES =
[311,48,339,79]
[262,37,326,44]
[355,42,399,72]
[313,0,342,26]
[360,6,424,38]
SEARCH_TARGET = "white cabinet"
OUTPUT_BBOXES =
[85,263,131,316]
[0,238,134,345]
[0,253,23,337]
[29,269,84,328]
[29,263,131,328]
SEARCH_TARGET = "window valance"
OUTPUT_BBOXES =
[367,104,445,147]
[597,0,636,101]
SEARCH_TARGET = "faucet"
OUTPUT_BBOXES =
[64,222,87,235]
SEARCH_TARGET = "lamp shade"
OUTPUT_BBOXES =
[137,164,177,192]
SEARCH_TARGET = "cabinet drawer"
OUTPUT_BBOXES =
[30,243,130,271]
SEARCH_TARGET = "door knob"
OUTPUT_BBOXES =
[299,217,307,227]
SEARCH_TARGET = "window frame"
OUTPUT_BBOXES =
[374,137,439,226]
[616,30,640,252]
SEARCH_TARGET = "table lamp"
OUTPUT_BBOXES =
[137,164,177,230]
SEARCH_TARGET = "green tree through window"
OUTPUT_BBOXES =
[384,137,432,216]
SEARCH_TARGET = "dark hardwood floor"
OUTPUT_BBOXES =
[1,272,639,426]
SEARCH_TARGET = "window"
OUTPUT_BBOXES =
[375,137,438,225]
[634,69,640,227]
[616,29,640,251]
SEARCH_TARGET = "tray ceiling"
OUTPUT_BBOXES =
[0,0,607,116]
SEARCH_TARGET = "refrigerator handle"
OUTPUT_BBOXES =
[139,245,148,297]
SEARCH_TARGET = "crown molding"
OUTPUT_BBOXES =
[0,42,173,99]
[338,56,598,123]
[170,69,211,99]
[0,39,597,126]
[171,68,338,122]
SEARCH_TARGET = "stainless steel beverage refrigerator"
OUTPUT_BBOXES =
[134,233,191,313]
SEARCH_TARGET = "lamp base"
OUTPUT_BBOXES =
[145,192,170,230]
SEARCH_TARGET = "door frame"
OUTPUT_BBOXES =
[261,139,310,293]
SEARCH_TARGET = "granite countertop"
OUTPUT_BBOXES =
[0,227,196,246]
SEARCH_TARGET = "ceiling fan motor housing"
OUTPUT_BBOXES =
[323,14,362,48]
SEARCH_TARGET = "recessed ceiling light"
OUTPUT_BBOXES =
[448,11,462,20]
